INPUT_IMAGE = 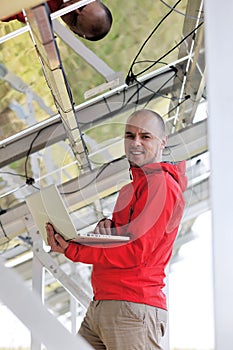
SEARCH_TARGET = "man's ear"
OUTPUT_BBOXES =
[161,135,168,149]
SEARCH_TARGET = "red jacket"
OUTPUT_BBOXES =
[2,0,63,23]
[65,161,187,310]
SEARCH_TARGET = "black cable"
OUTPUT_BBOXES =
[126,0,182,84]
[1,123,60,200]
[24,122,60,185]
[0,171,27,179]
[127,21,204,83]
[144,22,204,75]
[160,0,204,20]
[72,67,179,130]
[31,183,40,190]
[125,0,204,87]
[76,83,145,129]
[24,129,43,184]
[132,67,183,103]
[18,234,33,247]
[103,96,112,114]
[0,219,10,241]
[61,155,126,195]
[134,60,168,66]
[162,94,191,119]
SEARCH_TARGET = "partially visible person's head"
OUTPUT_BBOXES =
[61,0,112,41]
[124,109,167,167]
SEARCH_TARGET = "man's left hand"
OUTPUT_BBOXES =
[46,223,69,254]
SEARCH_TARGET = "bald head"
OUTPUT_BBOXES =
[125,109,167,166]
[61,0,113,41]
[127,109,166,139]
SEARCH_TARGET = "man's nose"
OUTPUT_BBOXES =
[132,135,142,146]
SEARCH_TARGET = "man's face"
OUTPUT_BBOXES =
[124,114,166,167]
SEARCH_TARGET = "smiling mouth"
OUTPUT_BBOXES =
[130,150,144,155]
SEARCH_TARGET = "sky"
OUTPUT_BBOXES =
[0,210,214,349]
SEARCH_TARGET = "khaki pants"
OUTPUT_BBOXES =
[78,300,167,350]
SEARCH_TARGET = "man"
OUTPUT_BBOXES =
[1,0,113,41]
[46,109,187,350]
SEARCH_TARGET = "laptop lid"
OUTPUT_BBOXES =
[25,184,130,244]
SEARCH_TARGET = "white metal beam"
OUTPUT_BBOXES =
[0,107,206,169]
[53,19,116,81]
[25,4,91,170]
[205,0,233,348]
[31,228,45,350]
[0,257,94,350]
[24,214,92,309]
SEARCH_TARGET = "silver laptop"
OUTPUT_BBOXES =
[25,184,130,245]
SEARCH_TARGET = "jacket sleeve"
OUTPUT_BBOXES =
[1,13,26,23]
[65,173,182,268]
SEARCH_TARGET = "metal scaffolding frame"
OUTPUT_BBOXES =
[0,1,214,349]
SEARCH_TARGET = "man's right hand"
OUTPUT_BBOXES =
[46,223,69,254]
[94,219,113,235]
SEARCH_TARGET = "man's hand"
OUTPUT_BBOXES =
[46,223,69,254]
[94,219,114,235]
